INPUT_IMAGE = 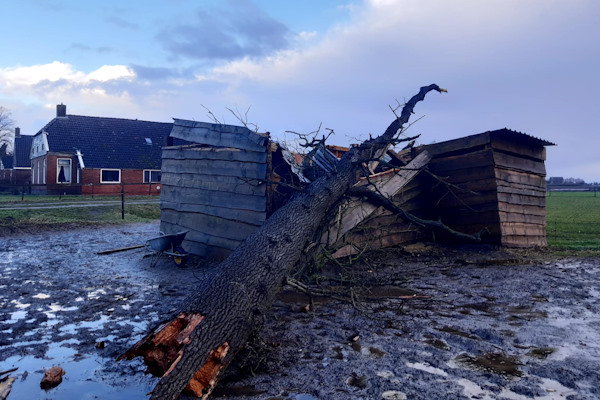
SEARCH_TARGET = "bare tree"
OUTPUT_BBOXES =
[0,107,15,158]
[120,84,447,400]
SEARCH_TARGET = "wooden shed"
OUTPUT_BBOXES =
[327,128,555,255]
[160,119,271,259]
[418,128,554,247]
[160,119,305,259]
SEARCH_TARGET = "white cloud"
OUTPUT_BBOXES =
[87,65,135,82]
[1,61,85,87]
[0,61,135,88]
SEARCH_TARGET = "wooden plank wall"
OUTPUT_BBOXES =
[413,133,548,247]
[160,145,268,259]
[491,135,548,247]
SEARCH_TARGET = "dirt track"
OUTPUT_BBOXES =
[1,223,599,399]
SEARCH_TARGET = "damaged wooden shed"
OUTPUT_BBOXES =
[160,122,554,260]
[160,119,300,259]
[328,128,555,256]
[418,128,555,247]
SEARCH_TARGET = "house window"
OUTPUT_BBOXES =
[101,169,121,183]
[43,159,46,184]
[57,158,71,184]
[143,169,161,183]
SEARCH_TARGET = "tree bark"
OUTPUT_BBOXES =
[119,84,446,400]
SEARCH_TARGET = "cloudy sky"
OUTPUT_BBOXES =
[1,0,599,181]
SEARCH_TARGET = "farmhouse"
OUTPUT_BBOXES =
[160,120,555,259]
[0,128,34,186]
[29,104,176,195]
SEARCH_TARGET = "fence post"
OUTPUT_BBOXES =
[21,185,25,201]
[121,184,125,220]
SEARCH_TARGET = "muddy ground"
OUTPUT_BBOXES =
[1,222,599,399]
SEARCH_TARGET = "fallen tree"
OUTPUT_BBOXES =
[120,84,447,399]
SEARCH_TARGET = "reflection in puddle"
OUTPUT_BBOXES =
[0,340,155,400]
[59,315,110,334]
[8,310,28,323]
[406,361,448,377]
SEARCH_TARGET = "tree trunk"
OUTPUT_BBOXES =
[119,84,446,400]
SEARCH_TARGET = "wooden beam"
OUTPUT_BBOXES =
[160,186,266,212]
[161,159,267,180]
[170,119,268,152]
[321,151,431,246]
[162,147,267,164]
[160,173,267,197]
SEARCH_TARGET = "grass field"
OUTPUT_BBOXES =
[546,191,600,251]
[0,194,160,229]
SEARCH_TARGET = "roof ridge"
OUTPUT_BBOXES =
[66,114,172,125]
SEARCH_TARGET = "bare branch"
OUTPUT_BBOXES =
[226,105,260,133]
[200,105,223,124]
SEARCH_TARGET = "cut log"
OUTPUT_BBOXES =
[119,85,447,400]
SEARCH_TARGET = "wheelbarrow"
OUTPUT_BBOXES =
[145,231,189,267]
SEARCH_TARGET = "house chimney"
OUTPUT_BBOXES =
[57,103,67,117]
[15,127,20,138]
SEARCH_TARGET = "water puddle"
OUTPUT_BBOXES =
[0,340,155,400]
[347,373,369,389]
[460,302,498,316]
[525,347,556,359]
[406,361,448,377]
[423,334,449,350]
[507,305,547,320]
[8,310,28,323]
[436,326,481,340]
[454,352,522,377]
[59,314,111,334]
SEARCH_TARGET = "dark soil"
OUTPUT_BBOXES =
[1,223,600,399]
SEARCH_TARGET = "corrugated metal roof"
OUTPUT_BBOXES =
[488,128,556,147]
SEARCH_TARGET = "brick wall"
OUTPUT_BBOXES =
[81,168,161,196]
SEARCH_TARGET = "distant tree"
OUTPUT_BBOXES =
[0,106,15,158]
[565,177,585,185]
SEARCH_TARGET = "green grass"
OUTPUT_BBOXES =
[0,199,160,229]
[0,194,154,203]
[546,191,600,251]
